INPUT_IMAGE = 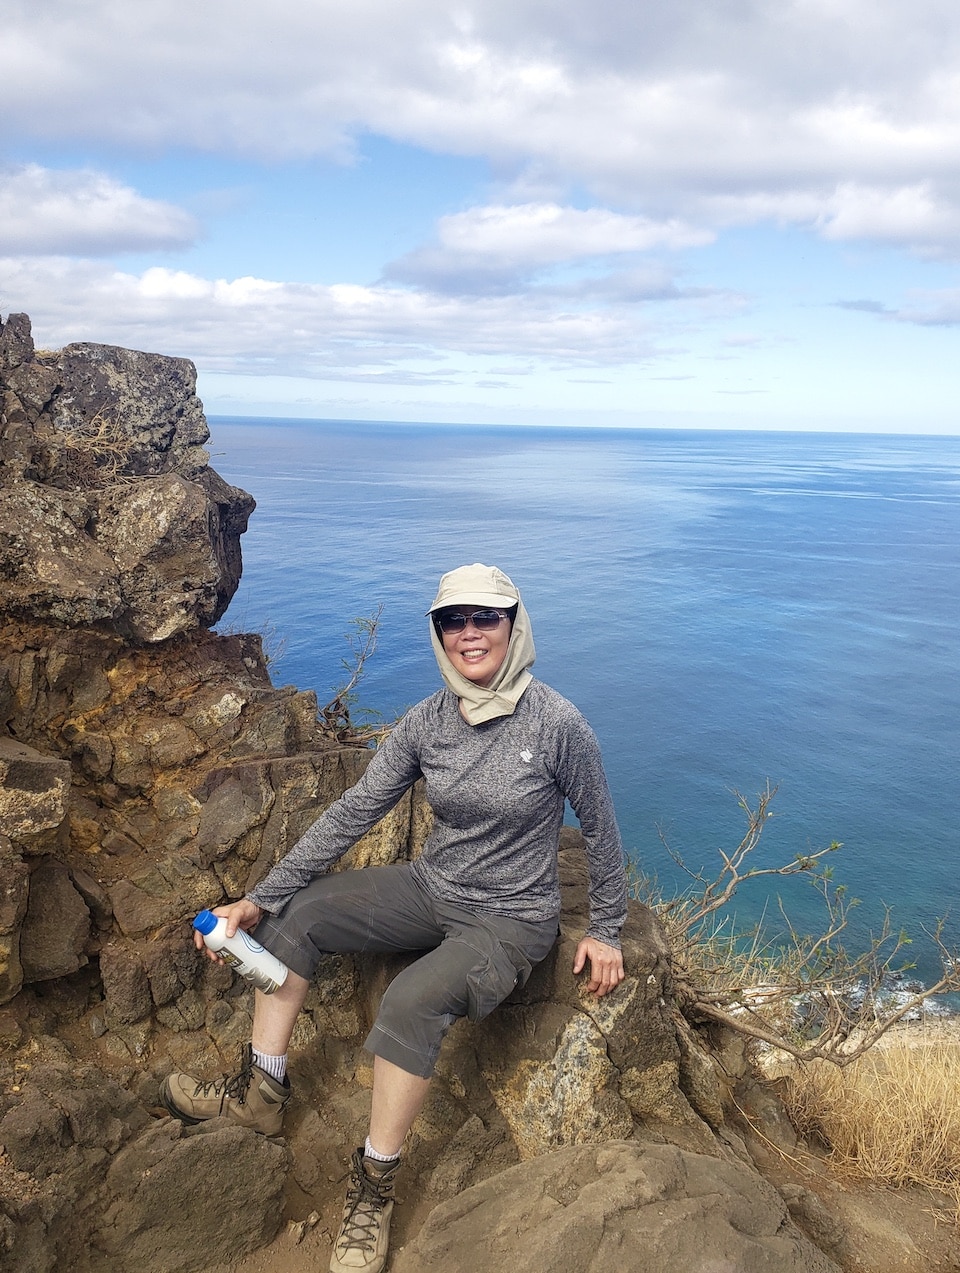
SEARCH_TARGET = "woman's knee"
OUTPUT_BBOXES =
[369,968,457,1075]
[376,960,465,1031]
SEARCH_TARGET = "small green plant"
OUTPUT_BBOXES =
[318,606,394,747]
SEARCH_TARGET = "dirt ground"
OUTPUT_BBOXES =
[200,1100,453,1273]
[744,1126,960,1273]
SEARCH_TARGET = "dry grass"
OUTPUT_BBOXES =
[781,1030,960,1217]
[57,409,140,487]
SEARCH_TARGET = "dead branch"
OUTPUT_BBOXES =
[659,782,841,937]
[656,786,960,1068]
[683,967,960,1066]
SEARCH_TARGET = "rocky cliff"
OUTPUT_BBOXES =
[0,314,900,1273]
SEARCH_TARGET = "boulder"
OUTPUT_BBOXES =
[97,1121,290,1273]
[99,943,155,1026]
[0,481,123,627]
[0,840,29,1001]
[0,739,78,1001]
[0,1057,287,1273]
[392,1140,842,1273]
[0,1057,149,1272]
[49,339,210,478]
[0,311,34,370]
[468,844,716,1157]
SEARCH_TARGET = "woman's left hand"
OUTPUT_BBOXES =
[572,937,625,997]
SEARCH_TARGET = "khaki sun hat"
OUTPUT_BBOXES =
[426,563,520,614]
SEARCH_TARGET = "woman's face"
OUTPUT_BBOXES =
[438,606,512,688]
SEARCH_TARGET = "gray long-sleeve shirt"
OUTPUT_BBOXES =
[247,679,628,946]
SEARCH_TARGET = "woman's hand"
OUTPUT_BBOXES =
[193,898,264,960]
[572,936,625,997]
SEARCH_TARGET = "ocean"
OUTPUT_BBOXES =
[209,418,960,988]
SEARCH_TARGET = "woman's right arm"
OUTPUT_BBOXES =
[246,709,425,913]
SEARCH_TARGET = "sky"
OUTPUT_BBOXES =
[2,1,960,432]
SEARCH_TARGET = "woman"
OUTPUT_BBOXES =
[163,563,627,1273]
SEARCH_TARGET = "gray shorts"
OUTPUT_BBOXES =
[254,863,559,1078]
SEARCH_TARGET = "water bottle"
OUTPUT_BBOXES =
[192,910,289,994]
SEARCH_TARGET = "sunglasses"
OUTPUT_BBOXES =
[434,608,508,634]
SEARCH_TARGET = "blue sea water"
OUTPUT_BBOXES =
[209,418,960,986]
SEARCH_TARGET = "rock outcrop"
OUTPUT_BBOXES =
[0,314,373,1272]
[0,314,896,1273]
[0,312,252,642]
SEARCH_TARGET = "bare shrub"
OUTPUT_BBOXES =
[318,606,393,746]
[643,785,960,1066]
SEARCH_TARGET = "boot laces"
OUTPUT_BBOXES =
[337,1153,395,1255]
[191,1044,254,1104]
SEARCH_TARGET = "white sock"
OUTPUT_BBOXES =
[364,1136,400,1164]
[252,1048,287,1082]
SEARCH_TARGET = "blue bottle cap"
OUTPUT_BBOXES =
[193,909,218,935]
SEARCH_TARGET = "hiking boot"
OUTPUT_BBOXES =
[329,1148,400,1273]
[161,1043,290,1136]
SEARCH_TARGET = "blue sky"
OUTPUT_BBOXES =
[2,1,959,432]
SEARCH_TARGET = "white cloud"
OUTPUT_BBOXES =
[5,2,960,253]
[890,289,960,326]
[816,182,960,255]
[0,165,198,255]
[387,202,712,291]
[437,203,711,259]
[702,180,960,254]
[1,255,722,375]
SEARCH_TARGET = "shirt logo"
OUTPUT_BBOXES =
[520,749,533,763]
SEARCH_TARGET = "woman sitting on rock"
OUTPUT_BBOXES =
[163,563,627,1273]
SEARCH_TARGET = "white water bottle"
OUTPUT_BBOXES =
[193,910,289,994]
